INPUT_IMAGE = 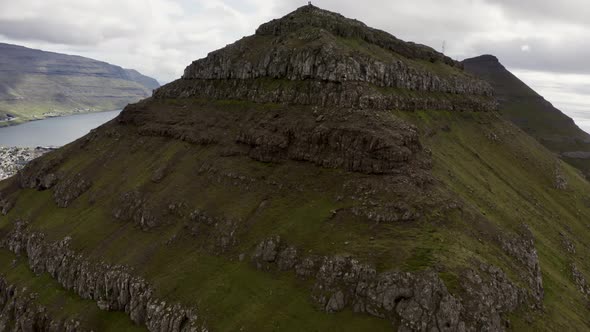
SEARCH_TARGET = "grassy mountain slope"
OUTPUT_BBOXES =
[0,43,159,125]
[463,55,590,176]
[0,5,589,331]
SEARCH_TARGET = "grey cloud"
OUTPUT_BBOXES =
[0,18,137,46]
[0,20,101,45]
[483,0,590,26]
[468,37,590,74]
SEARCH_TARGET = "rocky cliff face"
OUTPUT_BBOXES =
[0,147,52,181]
[463,55,590,176]
[159,5,495,112]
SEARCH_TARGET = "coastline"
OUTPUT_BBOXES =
[0,108,123,128]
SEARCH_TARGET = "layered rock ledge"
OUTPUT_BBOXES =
[251,236,533,331]
[154,5,496,113]
[119,101,432,176]
[1,221,208,332]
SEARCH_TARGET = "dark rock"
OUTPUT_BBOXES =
[155,78,496,113]
[499,225,544,306]
[182,6,491,98]
[252,236,282,269]
[251,237,526,331]
[554,163,568,190]
[53,173,92,208]
[571,263,590,298]
[461,264,523,330]
[560,232,576,254]
[277,246,298,271]
[1,221,208,332]
[295,255,322,278]
[17,154,63,190]
[0,277,84,332]
[152,5,496,115]
[40,173,58,189]
[188,209,238,253]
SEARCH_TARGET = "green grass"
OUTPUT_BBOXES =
[2,99,590,330]
[398,109,590,330]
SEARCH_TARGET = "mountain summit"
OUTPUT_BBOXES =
[1,5,590,332]
[160,5,495,113]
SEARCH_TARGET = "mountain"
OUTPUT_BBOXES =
[0,43,159,125]
[463,55,590,176]
[1,5,590,331]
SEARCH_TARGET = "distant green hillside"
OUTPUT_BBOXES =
[463,55,590,176]
[0,43,159,125]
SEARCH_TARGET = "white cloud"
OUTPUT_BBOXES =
[0,0,278,82]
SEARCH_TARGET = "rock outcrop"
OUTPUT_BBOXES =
[0,277,84,332]
[463,54,590,177]
[120,102,433,177]
[252,236,531,331]
[0,147,53,181]
[2,221,208,332]
[499,226,544,306]
[154,5,495,113]
[0,42,159,125]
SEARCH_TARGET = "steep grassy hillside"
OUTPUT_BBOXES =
[0,43,159,125]
[463,55,590,176]
[0,5,589,332]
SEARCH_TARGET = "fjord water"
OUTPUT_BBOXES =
[0,110,121,147]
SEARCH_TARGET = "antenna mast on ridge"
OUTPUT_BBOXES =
[442,40,446,54]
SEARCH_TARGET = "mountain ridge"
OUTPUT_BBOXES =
[0,42,159,125]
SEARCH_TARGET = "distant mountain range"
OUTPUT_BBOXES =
[0,43,159,125]
[463,55,590,176]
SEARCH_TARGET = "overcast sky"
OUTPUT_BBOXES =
[1,0,588,131]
